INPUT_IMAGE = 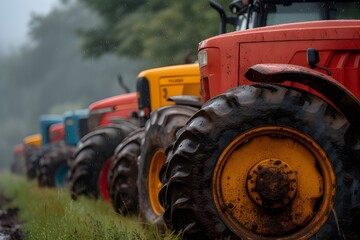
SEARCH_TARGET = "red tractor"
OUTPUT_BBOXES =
[161,0,360,239]
[69,92,138,200]
[11,144,26,174]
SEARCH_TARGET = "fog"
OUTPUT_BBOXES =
[0,0,147,168]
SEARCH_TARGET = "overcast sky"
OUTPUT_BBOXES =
[0,0,58,54]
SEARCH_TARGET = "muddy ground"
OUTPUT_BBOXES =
[0,190,25,240]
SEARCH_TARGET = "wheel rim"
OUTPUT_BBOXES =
[99,159,111,201]
[148,149,165,216]
[54,164,69,187]
[212,126,336,239]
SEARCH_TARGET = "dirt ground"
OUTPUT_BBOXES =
[0,190,25,240]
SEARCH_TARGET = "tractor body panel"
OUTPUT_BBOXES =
[199,20,360,104]
[23,134,42,148]
[49,122,65,143]
[87,92,138,131]
[64,109,89,146]
[136,63,201,125]
[39,115,63,145]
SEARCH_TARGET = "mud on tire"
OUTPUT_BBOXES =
[160,84,360,239]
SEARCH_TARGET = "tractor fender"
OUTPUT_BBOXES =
[167,95,202,108]
[245,64,360,133]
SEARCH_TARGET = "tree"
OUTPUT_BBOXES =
[0,0,145,168]
[78,0,230,65]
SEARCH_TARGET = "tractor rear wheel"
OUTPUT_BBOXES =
[37,142,75,187]
[24,145,40,179]
[108,128,145,215]
[161,84,360,239]
[69,124,136,200]
[25,144,51,180]
[138,105,198,225]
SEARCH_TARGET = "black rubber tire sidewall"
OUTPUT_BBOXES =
[108,128,145,215]
[163,84,358,239]
[138,105,198,225]
[69,124,136,199]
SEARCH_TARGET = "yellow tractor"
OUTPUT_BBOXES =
[23,134,42,179]
[108,63,201,225]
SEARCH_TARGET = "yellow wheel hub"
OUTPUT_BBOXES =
[212,126,336,239]
[247,159,298,209]
[148,149,165,216]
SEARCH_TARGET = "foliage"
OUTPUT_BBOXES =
[0,0,147,168]
[0,172,181,240]
[78,0,231,65]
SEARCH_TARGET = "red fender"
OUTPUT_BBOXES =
[245,64,360,133]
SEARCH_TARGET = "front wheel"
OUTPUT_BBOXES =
[161,84,360,239]
[37,142,75,187]
[69,124,136,200]
[108,128,145,215]
[138,105,198,225]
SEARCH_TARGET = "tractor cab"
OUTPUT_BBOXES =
[40,115,64,145]
[64,109,89,146]
[212,0,360,33]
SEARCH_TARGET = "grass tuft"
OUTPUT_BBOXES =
[0,171,181,240]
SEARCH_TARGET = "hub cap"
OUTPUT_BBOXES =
[212,126,336,239]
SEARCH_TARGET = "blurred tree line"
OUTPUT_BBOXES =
[78,0,230,65]
[1,0,232,168]
[0,0,145,168]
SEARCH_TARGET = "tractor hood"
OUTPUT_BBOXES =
[89,92,138,111]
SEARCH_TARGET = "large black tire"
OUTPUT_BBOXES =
[138,105,198,226]
[108,128,145,215]
[24,145,51,180]
[37,142,75,187]
[160,84,360,239]
[69,124,136,200]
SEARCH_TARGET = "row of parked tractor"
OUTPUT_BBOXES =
[10,0,360,239]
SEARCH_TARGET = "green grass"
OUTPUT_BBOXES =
[0,171,181,240]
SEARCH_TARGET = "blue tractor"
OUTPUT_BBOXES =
[25,115,63,181]
[37,110,89,187]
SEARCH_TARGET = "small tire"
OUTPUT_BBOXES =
[138,105,198,225]
[37,142,75,187]
[108,128,145,215]
[161,84,360,239]
[25,145,50,180]
[69,124,136,200]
